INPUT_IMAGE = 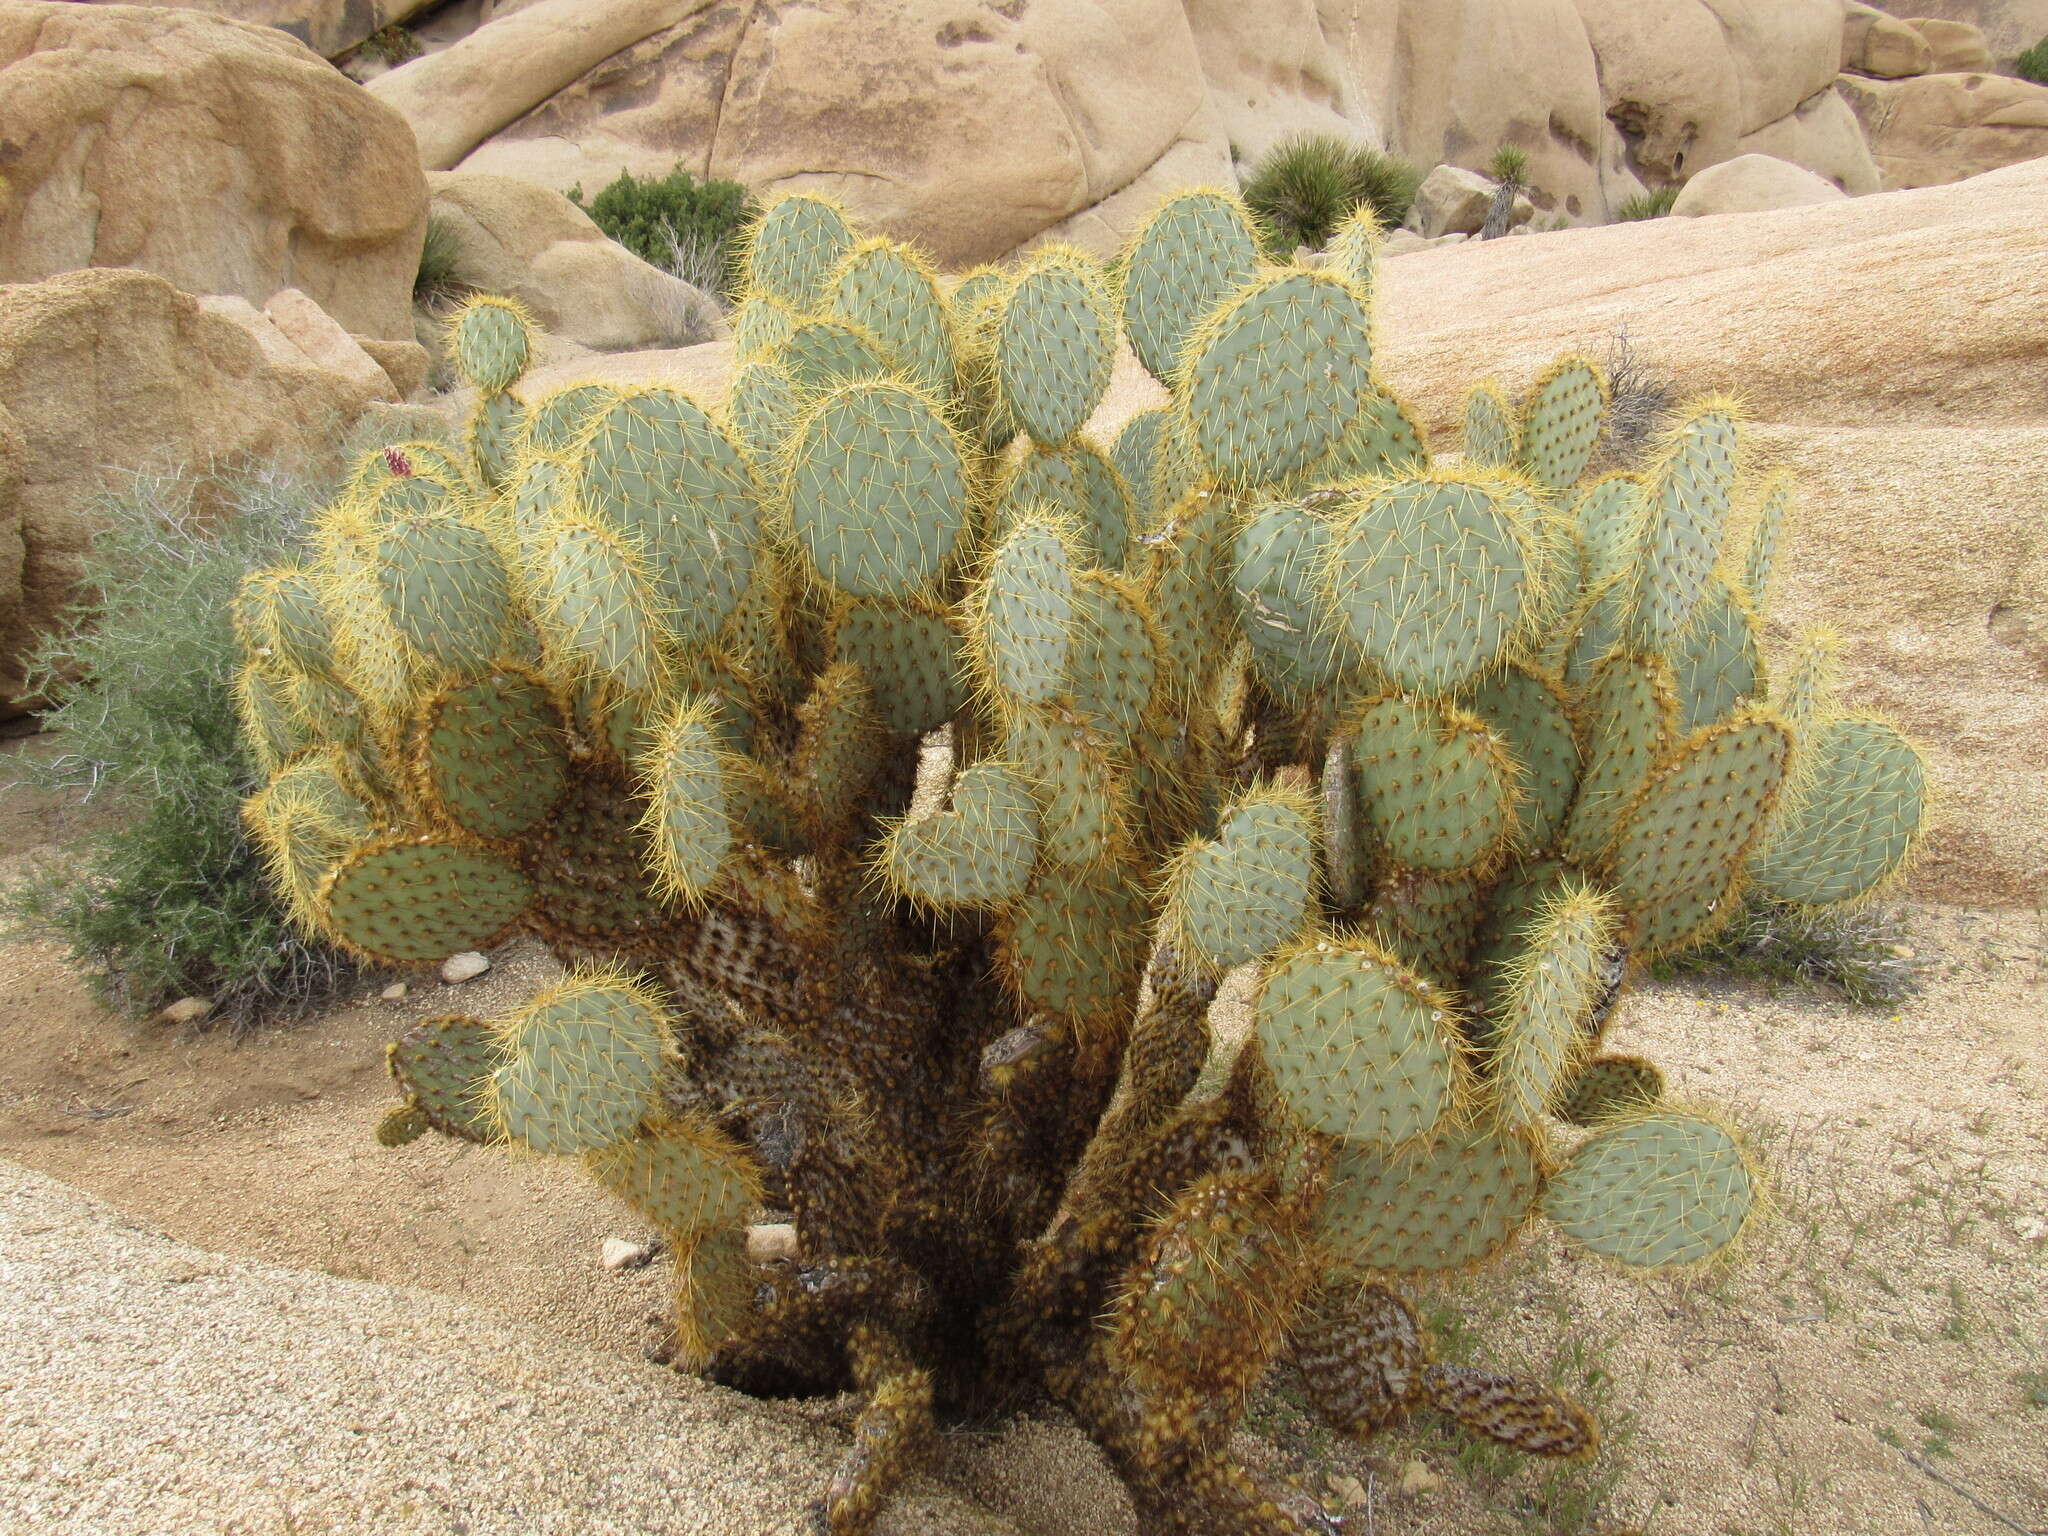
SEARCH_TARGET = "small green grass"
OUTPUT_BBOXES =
[1615,185,1681,222]
[413,211,464,307]
[1657,897,1918,1007]
[1241,133,1420,255]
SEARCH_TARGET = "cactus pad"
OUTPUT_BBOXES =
[388,1014,498,1142]
[745,194,857,311]
[828,599,965,737]
[319,838,533,964]
[1119,189,1261,384]
[1233,498,1350,700]
[1466,665,1579,852]
[731,295,799,360]
[1314,388,1429,482]
[449,295,534,394]
[636,700,735,905]
[1542,1110,1754,1268]
[1749,716,1926,904]
[997,862,1149,1032]
[415,672,570,841]
[526,383,618,457]
[1164,786,1317,971]
[996,439,1133,570]
[1462,382,1520,469]
[883,759,1041,909]
[533,514,664,692]
[586,1115,755,1235]
[1489,884,1615,1127]
[1184,270,1374,485]
[994,252,1116,445]
[829,239,954,397]
[785,379,968,600]
[1257,935,1461,1145]
[1518,356,1606,495]
[1067,572,1160,743]
[1635,405,1739,649]
[490,972,669,1154]
[1559,654,1678,864]
[776,318,889,396]
[376,514,511,673]
[724,361,799,471]
[1325,475,1529,697]
[1607,711,1789,906]
[1420,1364,1598,1460]
[972,514,1079,708]
[1316,1122,1543,1273]
[1670,575,1763,734]
[1552,1055,1665,1126]
[1350,695,1521,874]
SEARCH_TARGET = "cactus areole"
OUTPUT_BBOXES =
[234,193,1929,1533]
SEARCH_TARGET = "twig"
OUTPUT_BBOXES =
[1884,1437,2046,1536]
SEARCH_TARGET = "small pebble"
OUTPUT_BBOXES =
[745,1224,798,1264]
[381,982,409,1002]
[440,952,490,985]
[1397,1460,1442,1496]
[1326,1472,1367,1508]
[157,996,214,1026]
[601,1238,655,1272]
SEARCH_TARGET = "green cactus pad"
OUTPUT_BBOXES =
[1184,269,1374,485]
[526,384,619,457]
[1005,705,1127,868]
[507,455,569,569]
[234,663,304,775]
[1164,786,1317,971]
[1119,189,1261,384]
[883,759,1041,909]
[1324,204,1384,292]
[375,514,511,673]
[469,391,526,490]
[731,295,800,360]
[828,598,966,736]
[1543,1111,1754,1268]
[1364,870,1487,991]
[1325,475,1530,697]
[319,839,532,965]
[949,265,1008,324]
[1743,473,1790,604]
[1556,574,1630,692]
[522,771,672,951]
[415,671,571,841]
[1466,666,1578,851]
[784,379,969,600]
[1313,388,1430,482]
[1748,716,1927,904]
[775,318,889,396]
[1552,1055,1665,1126]
[376,1102,429,1146]
[449,296,533,394]
[744,194,857,311]
[973,514,1078,708]
[1558,654,1678,864]
[1351,695,1521,874]
[388,1014,498,1142]
[997,860,1150,1033]
[490,973,669,1155]
[1233,498,1351,701]
[1607,712,1790,907]
[994,251,1116,445]
[1572,474,1643,593]
[1316,1123,1544,1273]
[1628,877,1740,959]
[1257,934,1461,1145]
[1462,382,1520,469]
[1670,574,1763,734]
[1139,488,1234,697]
[791,663,881,834]
[576,388,760,641]
[829,239,954,397]
[636,700,735,905]
[1110,406,1172,528]
[534,515,664,692]
[1518,356,1606,495]
[1489,885,1616,1127]
[996,439,1133,569]
[724,361,799,471]
[262,568,337,679]
[1634,405,1739,650]
[1068,572,1160,744]
[586,1116,755,1235]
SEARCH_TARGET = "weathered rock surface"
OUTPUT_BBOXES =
[0,270,396,710]
[1732,84,1884,194]
[1404,165,1534,237]
[1866,0,2048,67]
[427,172,721,352]
[1838,70,2048,186]
[1905,16,1996,70]
[1844,2,1940,75]
[0,1,426,341]
[1671,153,1851,215]
[73,0,439,60]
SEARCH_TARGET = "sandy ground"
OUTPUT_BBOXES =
[2,758,2044,1536]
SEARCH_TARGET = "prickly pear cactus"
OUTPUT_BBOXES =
[234,186,1930,1535]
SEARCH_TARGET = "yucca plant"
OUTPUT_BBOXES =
[233,190,1929,1533]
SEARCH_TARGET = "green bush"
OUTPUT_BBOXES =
[414,211,464,306]
[1615,184,1681,222]
[1242,133,1420,255]
[567,166,755,300]
[2017,34,2048,83]
[0,464,358,1027]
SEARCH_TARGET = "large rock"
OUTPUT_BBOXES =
[1905,16,1996,70]
[1367,160,2048,904]
[1865,0,2048,67]
[73,0,439,60]
[0,269,394,710]
[1843,2,1939,75]
[1733,86,1884,194]
[1576,0,1848,180]
[426,172,720,352]
[384,0,1217,268]
[1838,70,2048,186]
[1404,165,1534,237]
[1670,152,1850,214]
[0,2,425,342]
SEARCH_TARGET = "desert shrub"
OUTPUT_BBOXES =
[1242,132,1420,253]
[360,24,422,66]
[1592,322,1679,468]
[2016,34,2048,83]
[414,212,464,306]
[1615,184,1681,222]
[0,463,358,1027]
[568,166,755,300]
[1659,897,1917,1007]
